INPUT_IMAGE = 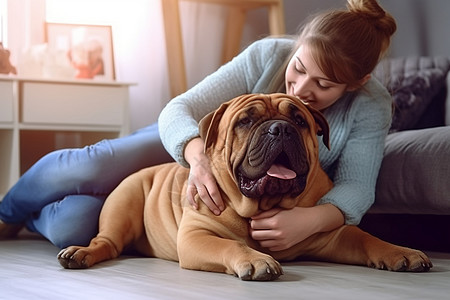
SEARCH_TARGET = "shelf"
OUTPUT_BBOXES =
[0,74,135,87]
[0,77,132,198]
[18,123,122,132]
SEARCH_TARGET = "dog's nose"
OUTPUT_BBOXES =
[268,121,293,137]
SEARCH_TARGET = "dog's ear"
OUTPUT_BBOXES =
[305,106,330,150]
[199,102,229,150]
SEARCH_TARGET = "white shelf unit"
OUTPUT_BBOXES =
[0,75,133,199]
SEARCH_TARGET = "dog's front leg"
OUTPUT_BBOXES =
[177,214,282,281]
[58,171,148,269]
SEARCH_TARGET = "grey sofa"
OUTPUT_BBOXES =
[360,56,450,252]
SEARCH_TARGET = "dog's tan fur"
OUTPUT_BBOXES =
[58,93,432,280]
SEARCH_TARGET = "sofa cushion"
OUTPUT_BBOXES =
[373,57,450,132]
[371,126,450,215]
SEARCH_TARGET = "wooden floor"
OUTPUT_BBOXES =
[2,230,450,300]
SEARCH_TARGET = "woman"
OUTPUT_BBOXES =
[0,0,396,251]
[159,0,396,251]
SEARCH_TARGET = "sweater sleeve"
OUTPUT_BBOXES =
[158,38,294,167]
[317,78,393,225]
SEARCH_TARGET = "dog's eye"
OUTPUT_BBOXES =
[288,104,308,128]
[237,117,252,127]
[294,114,307,128]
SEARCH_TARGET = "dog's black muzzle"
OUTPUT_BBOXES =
[237,120,309,199]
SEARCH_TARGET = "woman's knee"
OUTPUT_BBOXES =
[47,220,99,249]
[30,195,106,248]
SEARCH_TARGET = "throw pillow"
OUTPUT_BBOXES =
[373,57,450,132]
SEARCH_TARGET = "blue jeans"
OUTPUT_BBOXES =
[0,123,173,248]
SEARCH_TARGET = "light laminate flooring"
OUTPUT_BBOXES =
[1,230,450,300]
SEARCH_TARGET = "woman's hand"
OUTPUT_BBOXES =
[249,204,344,251]
[184,137,224,215]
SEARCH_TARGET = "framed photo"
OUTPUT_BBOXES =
[45,22,115,80]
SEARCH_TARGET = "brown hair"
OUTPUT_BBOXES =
[266,0,396,93]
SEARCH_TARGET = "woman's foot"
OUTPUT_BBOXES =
[0,219,24,239]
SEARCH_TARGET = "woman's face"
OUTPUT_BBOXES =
[285,45,349,111]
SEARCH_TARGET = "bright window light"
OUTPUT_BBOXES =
[46,0,119,25]
[0,0,7,45]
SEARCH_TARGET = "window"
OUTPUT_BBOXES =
[0,0,7,46]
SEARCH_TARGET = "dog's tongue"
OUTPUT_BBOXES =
[267,164,297,180]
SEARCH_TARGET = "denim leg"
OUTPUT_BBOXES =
[27,194,106,248]
[0,122,173,225]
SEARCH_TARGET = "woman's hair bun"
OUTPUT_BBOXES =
[347,0,396,37]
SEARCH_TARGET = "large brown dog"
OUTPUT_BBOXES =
[58,93,432,280]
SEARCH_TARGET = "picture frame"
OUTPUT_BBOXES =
[45,22,115,80]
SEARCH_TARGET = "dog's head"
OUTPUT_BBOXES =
[199,93,330,217]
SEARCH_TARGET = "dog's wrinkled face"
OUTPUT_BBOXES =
[236,105,309,199]
[200,93,329,215]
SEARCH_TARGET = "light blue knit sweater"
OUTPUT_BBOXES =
[158,38,392,225]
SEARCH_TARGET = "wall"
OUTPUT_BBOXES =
[44,0,170,131]
[379,0,450,57]
[4,0,272,132]
[4,0,450,132]
[282,0,450,57]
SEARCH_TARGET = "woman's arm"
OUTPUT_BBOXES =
[318,77,393,224]
[250,204,344,251]
[158,38,294,167]
[184,137,224,215]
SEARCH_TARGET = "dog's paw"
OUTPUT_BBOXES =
[367,247,433,272]
[57,246,94,269]
[235,256,283,281]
